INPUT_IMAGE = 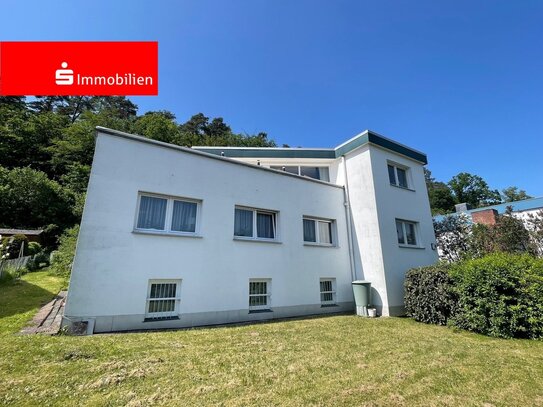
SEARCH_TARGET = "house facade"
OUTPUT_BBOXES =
[63,127,438,333]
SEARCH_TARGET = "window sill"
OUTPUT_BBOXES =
[233,237,282,244]
[398,244,425,250]
[249,309,273,314]
[143,316,180,322]
[133,230,203,238]
[390,184,416,192]
[303,242,338,248]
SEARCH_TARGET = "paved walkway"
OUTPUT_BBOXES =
[20,291,67,335]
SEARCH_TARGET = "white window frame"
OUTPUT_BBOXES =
[248,279,272,311]
[134,192,202,236]
[303,216,336,246]
[269,165,330,182]
[145,279,181,320]
[320,278,337,306]
[395,219,419,247]
[387,162,411,189]
[234,206,279,242]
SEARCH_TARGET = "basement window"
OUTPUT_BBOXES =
[145,280,181,320]
[249,279,271,311]
[320,278,336,306]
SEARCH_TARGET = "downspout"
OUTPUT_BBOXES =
[342,155,357,282]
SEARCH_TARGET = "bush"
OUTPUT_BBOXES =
[1,234,29,259]
[449,253,543,339]
[404,263,457,325]
[27,241,42,255]
[26,251,50,271]
[0,265,20,283]
[49,225,79,276]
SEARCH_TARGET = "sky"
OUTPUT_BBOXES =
[2,0,543,196]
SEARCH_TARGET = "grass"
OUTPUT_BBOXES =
[1,272,543,406]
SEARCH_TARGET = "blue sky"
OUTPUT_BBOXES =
[2,0,543,196]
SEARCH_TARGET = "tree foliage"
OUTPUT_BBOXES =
[501,186,532,203]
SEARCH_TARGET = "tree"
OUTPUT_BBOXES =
[424,168,456,215]
[433,213,472,262]
[470,207,535,256]
[501,186,532,203]
[132,111,180,144]
[448,172,501,208]
[0,166,77,233]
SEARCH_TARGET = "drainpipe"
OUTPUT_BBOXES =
[342,155,357,282]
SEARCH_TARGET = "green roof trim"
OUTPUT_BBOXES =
[192,148,336,159]
[193,130,428,164]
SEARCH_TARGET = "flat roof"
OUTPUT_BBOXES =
[193,130,428,164]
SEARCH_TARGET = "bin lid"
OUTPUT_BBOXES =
[352,280,371,285]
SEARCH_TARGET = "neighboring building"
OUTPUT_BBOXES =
[0,228,44,244]
[63,127,438,333]
[444,198,543,225]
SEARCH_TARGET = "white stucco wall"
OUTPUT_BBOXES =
[65,132,354,331]
[368,145,438,314]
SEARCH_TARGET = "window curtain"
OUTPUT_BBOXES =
[171,201,197,232]
[388,165,397,184]
[406,223,417,245]
[137,196,167,230]
[396,220,405,244]
[303,219,316,242]
[234,208,253,237]
[257,213,275,238]
[397,168,408,188]
[318,221,332,244]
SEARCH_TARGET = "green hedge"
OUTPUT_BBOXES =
[405,253,543,339]
[404,263,456,325]
[450,253,543,339]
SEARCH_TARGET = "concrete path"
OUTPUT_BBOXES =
[20,291,67,335]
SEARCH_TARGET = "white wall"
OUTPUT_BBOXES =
[65,132,353,330]
[368,145,438,314]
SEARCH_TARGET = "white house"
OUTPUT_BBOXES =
[63,126,438,333]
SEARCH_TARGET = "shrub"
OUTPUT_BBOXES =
[1,234,29,259]
[26,251,50,271]
[27,241,42,255]
[404,263,457,325]
[0,265,20,283]
[449,253,543,339]
[49,225,79,277]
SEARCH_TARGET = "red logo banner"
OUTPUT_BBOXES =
[0,41,158,96]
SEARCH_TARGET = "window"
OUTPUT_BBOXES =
[249,279,271,311]
[320,279,336,306]
[270,165,330,182]
[396,219,418,246]
[303,217,334,246]
[387,163,409,188]
[146,280,181,320]
[234,207,277,240]
[135,193,200,235]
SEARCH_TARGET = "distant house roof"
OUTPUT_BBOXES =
[434,196,543,222]
[192,130,428,164]
[0,228,44,236]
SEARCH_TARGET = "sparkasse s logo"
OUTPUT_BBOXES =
[0,41,158,96]
[56,62,74,85]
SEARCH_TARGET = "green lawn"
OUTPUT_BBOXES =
[1,272,543,406]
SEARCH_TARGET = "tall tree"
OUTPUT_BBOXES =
[448,172,501,208]
[501,186,532,203]
[424,168,456,214]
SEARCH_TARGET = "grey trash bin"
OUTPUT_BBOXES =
[352,280,371,316]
